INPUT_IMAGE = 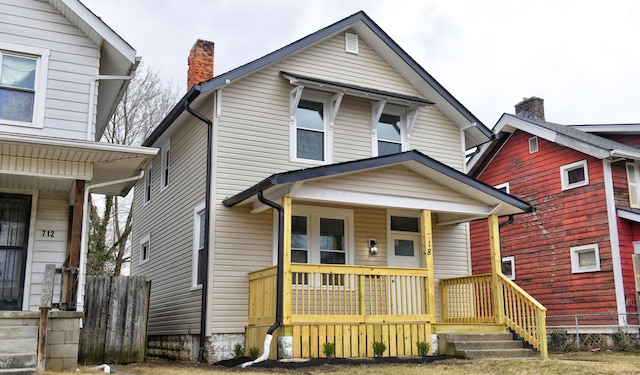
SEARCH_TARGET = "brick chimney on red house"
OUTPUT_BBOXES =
[187,39,215,90]
[515,96,545,122]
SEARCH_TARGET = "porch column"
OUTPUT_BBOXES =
[63,180,84,308]
[488,214,505,324]
[282,196,292,325]
[420,210,436,321]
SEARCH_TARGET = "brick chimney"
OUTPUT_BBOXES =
[187,39,215,90]
[515,96,545,122]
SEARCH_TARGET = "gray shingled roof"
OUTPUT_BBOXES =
[514,115,640,157]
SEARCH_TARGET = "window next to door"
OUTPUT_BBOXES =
[289,206,353,267]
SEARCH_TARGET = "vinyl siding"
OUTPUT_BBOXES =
[26,191,68,310]
[131,111,208,335]
[0,0,99,139]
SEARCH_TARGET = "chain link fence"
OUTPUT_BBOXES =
[546,313,640,352]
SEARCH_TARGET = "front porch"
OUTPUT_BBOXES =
[245,211,548,359]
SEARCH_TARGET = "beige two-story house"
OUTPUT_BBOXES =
[131,11,545,363]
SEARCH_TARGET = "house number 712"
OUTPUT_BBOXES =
[42,230,55,238]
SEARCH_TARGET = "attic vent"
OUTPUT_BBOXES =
[345,33,359,54]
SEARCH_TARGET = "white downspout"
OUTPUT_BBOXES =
[76,171,146,314]
[86,75,135,141]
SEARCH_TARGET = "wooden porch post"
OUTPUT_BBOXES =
[282,196,292,325]
[421,210,436,321]
[63,180,84,308]
[488,214,505,324]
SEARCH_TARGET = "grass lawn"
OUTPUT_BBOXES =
[46,352,640,375]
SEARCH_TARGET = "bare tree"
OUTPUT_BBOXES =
[87,63,180,276]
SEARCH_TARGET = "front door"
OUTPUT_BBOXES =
[0,194,31,310]
[388,233,421,268]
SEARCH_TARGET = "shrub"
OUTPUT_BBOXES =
[416,341,430,357]
[372,341,386,357]
[322,342,336,358]
[232,343,245,359]
[249,346,260,359]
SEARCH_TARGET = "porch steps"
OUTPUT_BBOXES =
[441,332,538,359]
[0,322,38,375]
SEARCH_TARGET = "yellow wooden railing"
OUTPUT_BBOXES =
[248,266,278,325]
[249,264,430,325]
[499,273,548,359]
[439,274,548,359]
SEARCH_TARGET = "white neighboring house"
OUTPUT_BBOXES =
[0,0,156,314]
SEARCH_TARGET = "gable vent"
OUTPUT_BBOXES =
[345,33,359,54]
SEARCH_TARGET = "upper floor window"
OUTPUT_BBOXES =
[161,140,170,191]
[626,162,640,208]
[0,44,49,128]
[372,103,414,157]
[296,99,326,162]
[560,160,588,190]
[144,163,152,204]
[528,136,539,153]
[376,113,403,156]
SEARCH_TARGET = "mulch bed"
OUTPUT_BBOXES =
[213,355,464,371]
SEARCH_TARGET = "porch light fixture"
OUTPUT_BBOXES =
[369,239,378,255]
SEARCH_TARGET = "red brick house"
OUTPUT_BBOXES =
[468,97,640,330]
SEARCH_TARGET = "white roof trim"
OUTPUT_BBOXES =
[618,209,640,223]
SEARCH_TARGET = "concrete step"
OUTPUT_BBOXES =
[0,368,36,375]
[450,339,524,350]
[441,332,539,359]
[0,339,37,354]
[458,348,538,359]
[443,332,513,342]
[0,353,36,369]
[0,326,38,341]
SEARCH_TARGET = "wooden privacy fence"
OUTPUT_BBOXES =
[79,276,150,364]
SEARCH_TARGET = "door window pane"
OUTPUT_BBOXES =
[394,239,415,257]
[391,216,419,232]
[320,218,344,250]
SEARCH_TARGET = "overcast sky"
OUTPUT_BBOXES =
[81,0,640,128]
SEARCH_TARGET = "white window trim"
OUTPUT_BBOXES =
[528,136,539,153]
[285,205,354,265]
[160,140,170,191]
[0,42,49,128]
[371,103,410,157]
[570,243,600,273]
[502,256,515,280]
[560,159,589,191]
[494,182,510,194]
[191,202,206,289]
[139,234,150,264]
[626,162,639,208]
[144,162,152,205]
[290,89,335,165]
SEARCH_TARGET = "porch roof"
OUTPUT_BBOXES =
[223,150,533,224]
[0,132,157,196]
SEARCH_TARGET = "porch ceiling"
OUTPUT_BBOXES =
[223,150,532,224]
[0,132,157,196]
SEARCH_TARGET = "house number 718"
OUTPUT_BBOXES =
[42,230,55,238]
